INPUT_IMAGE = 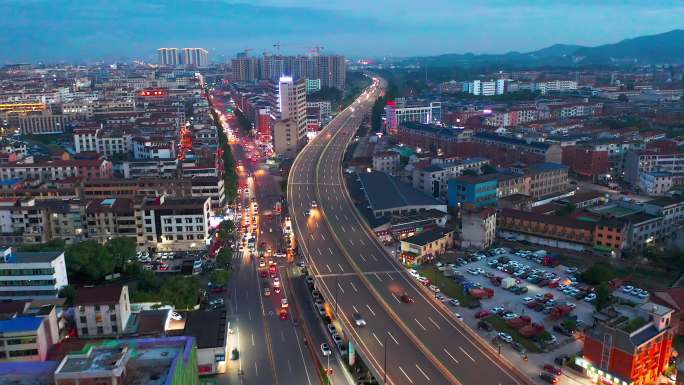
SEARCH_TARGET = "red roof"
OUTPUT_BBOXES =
[74,285,125,306]
[653,288,684,311]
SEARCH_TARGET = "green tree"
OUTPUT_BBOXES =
[66,240,115,283]
[106,237,136,271]
[58,285,76,306]
[481,164,497,175]
[210,270,231,286]
[159,276,200,309]
[462,169,478,177]
[218,220,235,242]
[595,282,613,310]
[580,263,616,285]
[18,239,66,252]
[216,247,232,268]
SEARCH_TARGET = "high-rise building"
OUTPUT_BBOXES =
[158,48,180,66]
[180,48,209,67]
[158,47,209,67]
[273,76,307,158]
[231,56,260,82]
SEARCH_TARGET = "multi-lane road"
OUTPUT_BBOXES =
[288,77,536,385]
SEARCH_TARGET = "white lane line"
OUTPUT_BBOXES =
[459,346,475,362]
[349,239,354,246]
[255,361,259,376]
[340,225,346,233]
[444,348,459,364]
[334,214,339,221]
[371,254,378,262]
[386,272,393,280]
[415,364,430,381]
[372,332,384,347]
[288,359,293,373]
[251,333,255,346]
[391,292,400,303]
[375,273,383,282]
[349,282,358,292]
[337,263,344,273]
[365,304,376,316]
[248,311,252,321]
[387,331,399,345]
[414,318,427,331]
[320,233,326,241]
[359,254,367,262]
[310,233,315,241]
[328,247,334,255]
[399,366,413,384]
[281,330,285,342]
[337,282,345,294]
[427,316,441,330]
[359,239,365,246]
[317,248,322,256]
[326,264,332,273]
[352,305,359,313]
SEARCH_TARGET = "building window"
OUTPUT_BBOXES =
[110,314,117,322]
[94,305,100,312]
[109,304,115,311]
[80,316,86,324]
[81,327,88,335]
[111,325,118,333]
[97,326,103,334]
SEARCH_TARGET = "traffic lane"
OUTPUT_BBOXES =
[318,273,450,385]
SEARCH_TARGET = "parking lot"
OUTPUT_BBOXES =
[411,247,604,384]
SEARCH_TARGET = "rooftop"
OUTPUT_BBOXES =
[0,315,43,333]
[356,171,444,212]
[645,195,684,208]
[0,249,64,264]
[74,285,124,306]
[499,208,595,230]
[401,227,453,246]
[525,162,568,174]
[184,310,227,349]
[0,361,58,385]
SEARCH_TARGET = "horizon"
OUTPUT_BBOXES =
[1,0,684,63]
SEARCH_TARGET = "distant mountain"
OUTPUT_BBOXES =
[411,29,684,67]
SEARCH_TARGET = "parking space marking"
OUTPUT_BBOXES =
[427,316,440,330]
[459,346,475,362]
[415,364,430,381]
[365,304,376,316]
[414,318,427,331]
[443,348,459,364]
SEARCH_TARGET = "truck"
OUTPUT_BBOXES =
[469,287,494,299]
[501,277,517,289]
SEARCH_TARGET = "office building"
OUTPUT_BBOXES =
[385,101,442,133]
[447,175,498,208]
[54,336,200,385]
[0,247,68,300]
[580,303,674,385]
[0,316,50,361]
[74,284,131,337]
[139,196,211,251]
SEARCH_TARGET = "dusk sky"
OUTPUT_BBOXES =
[1,0,683,63]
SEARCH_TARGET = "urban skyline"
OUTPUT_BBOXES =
[1,0,683,62]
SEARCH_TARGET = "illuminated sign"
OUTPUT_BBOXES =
[139,89,167,97]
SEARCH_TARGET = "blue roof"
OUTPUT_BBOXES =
[526,162,568,173]
[0,178,21,186]
[0,316,44,333]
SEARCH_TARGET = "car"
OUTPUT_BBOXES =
[279,309,288,320]
[312,290,321,300]
[260,270,268,278]
[638,291,649,299]
[400,293,414,303]
[539,372,558,384]
[417,276,430,285]
[436,293,446,302]
[264,287,271,296]
[478,320,493,331]
[503,313,519,321]
[466,268,480,275]
[622,285,634,293]
[491,306,505,314]
[353,312,366,327]
[170,311,182,321]
[584,293,597,302]
[259,258,266,267]
[273,277,280,287]
[281,298,288,308]
[512,341,526,354]
[321,343,332,356]
[475,310,492,319]
[448,299,460,307]
[453,312,463,320]
[305,276,314,286]
[543,364,562,376]
[304,210,310,216]
[274,286,281,294]
[332,333,343,346]
[565,266,578,274]
[523,297,535,304]
[497,332,513,343]
[428,284,440,293]
[315,303,325,316]
[408,268,419,278]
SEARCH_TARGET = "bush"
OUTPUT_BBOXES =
[580,263,616,285]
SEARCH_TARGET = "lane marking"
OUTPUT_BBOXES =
[386,272,393,280]
[391,292,400,303]
[371,254,378,262]
[372,332,383,347]
[459,346,476,362]
[414,318,427,331]
[317,248,322,256]
[359,254,367,262]
[340,225,346,233]
[352,305,359,313]
[388,331,399,345]
[281,330,285,343]
[427,316,441,330]
[328,247,334,255]
[337,282,345,294]
[415,364,431,381]
[365,304,376,316]
[444,348,459,364]
[254,361,259,376]
[349,282,358,292]
[349,239,353,246]
[320,234,326,241]
[251,333,255,346]
[337,263,344,273]
[326,264,332,273]
[399,366,414,384]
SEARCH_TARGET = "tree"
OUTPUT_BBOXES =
[66,240,115,283]
[58,285,76,306]
[480,164,497,175]
[216,247,232,268]
[580,263,616,285]
[462,169,478,177]
[18,239,66,252]
[159,276,200,310]
[210,270,231,286]
[217,220,235,242]
[595,282,613,310]
[106,237,136,272]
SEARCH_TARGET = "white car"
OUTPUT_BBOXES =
[502,313,518,321]
[408,269,419,278]
[453,312,463,320]
[428,284,440,293]
[417,276,429,284]
[497,332,513,343]
[281,298,289,308]
[170,311,182,321]
[436,293,446,302]
[448,299,460,307]
[321,343,332,356]
[273,277,280,287]
[584,293,597,302]
[522,297,534,304]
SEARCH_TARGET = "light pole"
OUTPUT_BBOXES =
[384,334,389,384]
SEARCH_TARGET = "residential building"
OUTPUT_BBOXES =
[465,79,505,96]
[372,151,401,175]
[118,159,180,179]
[0,316,50,361]
[86,198,137,243]
[639,171,673,196]
[494,172,527,198]
[396,123,473,157]
[562,144,609,179]
[0,247,68,300]
[54,336,199,385]
[399,228,454,265]
[519,163,569,199]
[625,150,684,185]
[622,212,664,251]
[74,284,131,337]
[133,137,177,159]
[497,208,595,251]
[643,196,684,230]
[651,288,684,335]
[180,48,209,67]
[534,79,578,94]
[472,133,562,166]
[593,219,628,256]
[139,196,211,251]
[384,100,442,133]
[273,76,307,158]
[306,78,321,94]
[17,110,74,135]
[460,207,497,249]
[158,48,181,66]
[0,158,113,182]
[183,310,228,375]
[579,303,674,385]
[411,158,489,199]
[447,175,498,208]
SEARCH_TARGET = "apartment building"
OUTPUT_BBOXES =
[643,196,684,230]
[74,285,131,337]
[0,247,68,300]
[447,175,498,208]
[0,158,113,182]
[86,198,137,243]
[472,133,562,166]
[639,171,673,195]
[273,77,307,158]
[580,303,674,385]
[118,159,180,179]
[372,151,401,175]
[132,137,177,159]
[460,207,497,249]
[396,123,473,158]
[0,316,50,361]
[519,162,569,199]
[411,158,489,199]
[139,196,211,251]
[625,150,684,185]
[384,100,442,133]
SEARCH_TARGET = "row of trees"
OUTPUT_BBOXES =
[212,108,238,203]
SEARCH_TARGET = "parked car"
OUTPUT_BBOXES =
[497,332,513,343]
[539,372,558,384]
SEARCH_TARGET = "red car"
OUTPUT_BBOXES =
[543,364,562,376]
[211,286,226,294]
[279,310,288,320]
[475,310,492,319]
[269,271,277,279]
[260,270,268,278]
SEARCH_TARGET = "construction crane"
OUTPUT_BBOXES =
[273,42,281,55]
[309,45,325,56]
